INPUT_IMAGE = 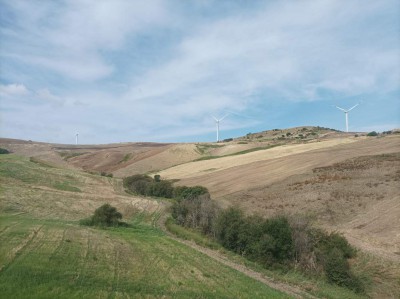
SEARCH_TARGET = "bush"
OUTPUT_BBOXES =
[0,148,10,154]
[317,232,356,259]
[324,248,364,293]
[263,216,294,262]
[214,208,245,251]
[367,131,378,136]
[123,174,153,195]
[101,172,113,177]
[147,180,174,198]
[172,192,218,235]
[174,185,209,200]
[80,203,122,227]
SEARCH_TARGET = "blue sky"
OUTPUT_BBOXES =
[0,0,399,144]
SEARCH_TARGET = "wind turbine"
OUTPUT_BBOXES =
[335,104,359,132]
[212,114,229,142]
[75,133,79,145]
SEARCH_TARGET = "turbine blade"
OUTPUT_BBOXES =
[212,115,218,121]
[219,113,230,121]
[347,103,359,111]
[335,106,347,112]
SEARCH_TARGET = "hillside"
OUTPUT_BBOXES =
[0,154,291,298]
[1,129,399,298]
[0,126,361,177]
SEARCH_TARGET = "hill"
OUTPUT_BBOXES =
[0,154,292,298]
[1,128,399,298]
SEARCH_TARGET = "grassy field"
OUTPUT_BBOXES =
[0,214,291,298]
[0,154,288,298]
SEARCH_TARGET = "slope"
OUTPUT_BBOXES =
[0,153,291,298]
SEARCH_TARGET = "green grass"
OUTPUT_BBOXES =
[53,181,81,192]
[57,151,87,160]
[0,154,289,298]
[0,214,289,298]
[0,154,83,191]
[165,218,367,299]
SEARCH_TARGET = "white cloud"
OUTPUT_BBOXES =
[2,0,169,81]
[0,83,29,97]
[0,0,399,143]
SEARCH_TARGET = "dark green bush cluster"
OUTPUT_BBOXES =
[101,171,113,177]
[171,186,218,235]
[171,203,363,293]
[223,138,233,142]
[123,174,174,198]
[0,148,10,154]
[315,231,363,293]
[80,203,123,227]
[174,185,209,200]
[214,208,293,264]
[367,131,378,136]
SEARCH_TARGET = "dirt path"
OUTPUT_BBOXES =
[156,205,316,299]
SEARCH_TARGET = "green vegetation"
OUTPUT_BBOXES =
[53,181,81,192]
[171,193,365,294]
[29,156,57,168]
[0,148,10,154]
[0,214,286,299]
[80,203,123,227]
[367,131,378,136]
[0,154,287,298]
[57,151,87,160]
[100,171,113,177]
[119,153,132,163]
[0,154,82,192]
[195,143,223,155]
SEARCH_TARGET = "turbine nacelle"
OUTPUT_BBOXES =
[212,113,230,142]
[334,103,360,132]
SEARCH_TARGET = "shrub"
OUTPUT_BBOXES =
[101,172,113,177]
[324,248,351,285]
[367,131,378,136]
[154,174,161,182]
[147,180,174,198]
[174,185,209,200]
[172,192,218,235]
[214,208,245,251]
[263,216,294,262]
[317,232,356,259]
[0,148,10,154]
[324,248,364,293]
[80,203,122,227]
[123,174,153,195]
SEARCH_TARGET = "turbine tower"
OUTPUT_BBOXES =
[75,133,79,145]
[335,104,359,132]
[212,114,229,142]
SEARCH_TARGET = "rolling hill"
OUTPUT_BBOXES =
[1,127,399,298]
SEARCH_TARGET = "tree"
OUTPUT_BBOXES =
[80,203,122,227]
[0,148,10,154]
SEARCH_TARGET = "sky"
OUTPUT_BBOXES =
[0,0,399,144]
